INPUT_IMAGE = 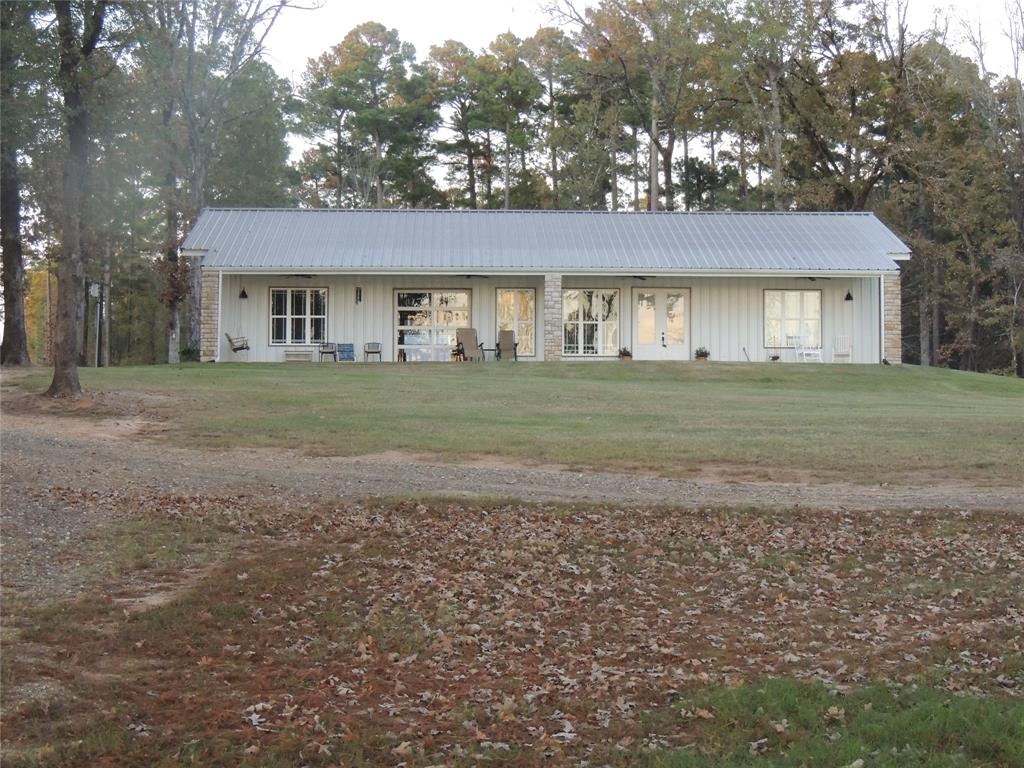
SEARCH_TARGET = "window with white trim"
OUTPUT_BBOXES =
[563,289,619,355]
[764,289,821,348]
[270,288,327,345]
[496,288,535,356]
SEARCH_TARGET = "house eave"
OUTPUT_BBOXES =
[202,266,901,278]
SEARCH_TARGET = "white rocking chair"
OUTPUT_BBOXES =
[789,335,822,363]
[832,335,852,363]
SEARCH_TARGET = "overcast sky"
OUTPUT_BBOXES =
[262,0,1018,83]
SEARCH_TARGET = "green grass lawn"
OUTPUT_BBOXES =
[9,361,1023,483]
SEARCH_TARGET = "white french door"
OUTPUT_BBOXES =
[632,288,690,361]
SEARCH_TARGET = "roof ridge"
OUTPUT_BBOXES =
[200,207,875,216]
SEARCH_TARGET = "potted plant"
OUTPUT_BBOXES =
[694,346,710,361]
[617,346,633,361]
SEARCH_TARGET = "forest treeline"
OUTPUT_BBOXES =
[1,1,1021,389]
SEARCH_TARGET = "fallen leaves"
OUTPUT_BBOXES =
[8,494,1024,765]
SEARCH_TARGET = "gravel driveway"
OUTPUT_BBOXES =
[2,409,1021,600]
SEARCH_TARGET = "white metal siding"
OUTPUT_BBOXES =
[218,274,545,363]
[218,273,881,364]
[562,275,880,363]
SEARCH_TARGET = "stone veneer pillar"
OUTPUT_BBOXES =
[200,268,220,362]
[543,273,563,361]
[883,271,902,364]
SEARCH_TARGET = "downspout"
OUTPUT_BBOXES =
[879,273,885,364]
[216,269,223,363]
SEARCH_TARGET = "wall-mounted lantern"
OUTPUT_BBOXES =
[355,286,362,304]
[239,287,248,299]
[844,290,853,301]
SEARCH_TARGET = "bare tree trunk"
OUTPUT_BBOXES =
[768,76,785,211]
[708,129,717,209]
[373,129,384,205]
[631,126,639,212]
[659,129,675,211]
[919,285,930,367]
[1,123,30,365]
[548,76,558,207]
[504,120,511,209]
[739,135,749,206]
[101,248,110,367]
[1,3,30,366]
[334,117,343,208]
[609,128,618,211]
[681,130,690,211]
[484,129,493,204]
[47,1,106,398]
[649,79,659,212]
[78,281,89,366]
[466,132,477,209]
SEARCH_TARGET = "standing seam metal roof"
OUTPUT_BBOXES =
[181,208,910,272]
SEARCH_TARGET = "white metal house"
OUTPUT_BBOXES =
[183,208,909,364]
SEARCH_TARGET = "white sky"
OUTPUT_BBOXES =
[262,0,1018,83]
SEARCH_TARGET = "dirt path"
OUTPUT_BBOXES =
[2,406,1020,598]
[3,411,1021,513]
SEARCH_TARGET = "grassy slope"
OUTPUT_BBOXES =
[10,361,1024,483]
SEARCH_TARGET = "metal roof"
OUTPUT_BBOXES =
[183,208,910,273]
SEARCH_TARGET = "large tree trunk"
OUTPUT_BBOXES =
[1,122,30,366]
[48,1,105,398]
[0,3,30,366]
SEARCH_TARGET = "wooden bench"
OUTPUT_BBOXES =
[284,350,313,363]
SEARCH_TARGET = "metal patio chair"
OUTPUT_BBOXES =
[455,328,484,362]
[496,329,518,361]
[363,342,382,362]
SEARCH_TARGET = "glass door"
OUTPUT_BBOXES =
[632,288,689,361]
[395,290,471,361]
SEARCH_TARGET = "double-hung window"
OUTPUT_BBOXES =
[496,288,535,356]
[563,289,619,356]
[270,288,327,345]
[764,289,821,348]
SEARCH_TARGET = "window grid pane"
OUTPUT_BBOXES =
[563,289,618,356]
[270,288,328,345]
[496,289,536,357]
[764,290,821,348]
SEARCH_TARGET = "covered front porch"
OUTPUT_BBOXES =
[201,270,892,365]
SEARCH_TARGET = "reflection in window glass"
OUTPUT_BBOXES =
[764,290,822,347]
[637,293,655,345]
[562,289,619,355]
[395,290,472,362]
[496,289,536,357]
[270,288,328,345]
[666,293,685,345]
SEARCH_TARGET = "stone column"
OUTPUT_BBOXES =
[883,271,902,364]
[200,268,220,362]
[543,273,563,362]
